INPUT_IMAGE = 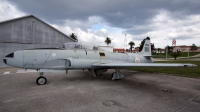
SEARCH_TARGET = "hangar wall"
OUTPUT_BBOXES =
[0,15,75,67]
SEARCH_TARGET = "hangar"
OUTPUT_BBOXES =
[0,15,76,67]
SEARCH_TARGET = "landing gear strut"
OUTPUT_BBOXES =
[111,68,124,80]
[36,72,47,85]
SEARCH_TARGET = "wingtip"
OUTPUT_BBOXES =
[193,64,197,67]
[183,64,197,67]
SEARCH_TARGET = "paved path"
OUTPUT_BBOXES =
[0,68,200,112]
[193,53,200,57]
[0,69,37,75]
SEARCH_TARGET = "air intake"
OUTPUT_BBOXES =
[3,59,7,64]
[5,52,14,58]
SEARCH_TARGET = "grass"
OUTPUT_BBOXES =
[128,60,200,78]
[152,52,200,58]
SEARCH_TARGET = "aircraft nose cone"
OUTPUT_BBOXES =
[3,59,7,64]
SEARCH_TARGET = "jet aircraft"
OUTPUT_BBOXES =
[3,37,197,85]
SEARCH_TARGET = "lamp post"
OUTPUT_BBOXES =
[166,45,168,60]
[31,20,35,43]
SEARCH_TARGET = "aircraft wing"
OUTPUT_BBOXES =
[92,63,197,68]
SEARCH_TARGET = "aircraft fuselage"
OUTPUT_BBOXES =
[4,49,154,70]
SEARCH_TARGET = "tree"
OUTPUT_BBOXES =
[151,43,155,52]
[105,37,111,46]
[139,37,155,52]
[170,52,181,60]
[164,46,173,53]
[190,44,198,52]
[168,46,173,53]
[70,33,78,41]
[128,41,135,52]
[157,48,161,53]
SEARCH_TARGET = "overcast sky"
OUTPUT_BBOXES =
[0,0,200,48]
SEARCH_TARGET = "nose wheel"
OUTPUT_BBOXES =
[36,76,47,85]
[36,72,47,85]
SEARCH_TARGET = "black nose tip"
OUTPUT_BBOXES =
[3,59,7,64]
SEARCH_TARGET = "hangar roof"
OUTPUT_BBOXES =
[0,15,76,42]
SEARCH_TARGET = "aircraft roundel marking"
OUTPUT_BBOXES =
[135,57,140,63]
[52,53,56,57]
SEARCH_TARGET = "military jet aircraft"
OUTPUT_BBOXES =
[3,37,196,85]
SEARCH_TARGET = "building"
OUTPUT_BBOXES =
[152,48,165,53]
[113,48,125,53]
[113,48,139,53]
[172,45,200,52]
[0,15,76,67]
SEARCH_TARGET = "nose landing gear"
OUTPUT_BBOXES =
[36,72,47,85]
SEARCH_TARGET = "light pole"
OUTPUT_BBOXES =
[32,20,35,43]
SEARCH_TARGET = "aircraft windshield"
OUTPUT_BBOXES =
[60,42,98,50]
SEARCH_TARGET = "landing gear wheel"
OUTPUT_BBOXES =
[36,76,47,85]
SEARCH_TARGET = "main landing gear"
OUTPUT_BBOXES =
[36,72,47,85]
[88,68,124,80]
[111,68,124,80]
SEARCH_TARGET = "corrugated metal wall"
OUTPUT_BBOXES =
[0,16,75,67]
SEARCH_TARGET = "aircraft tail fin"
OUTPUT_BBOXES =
[139,37,152,57]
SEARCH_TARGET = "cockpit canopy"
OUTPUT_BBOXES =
[59,42,98,50]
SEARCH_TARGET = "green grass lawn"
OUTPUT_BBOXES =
[128,60,200,78]
[152,52,200,58]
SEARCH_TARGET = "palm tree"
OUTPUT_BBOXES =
[70,33,78,41]
[105,37,111,46]
[128,41,135,52]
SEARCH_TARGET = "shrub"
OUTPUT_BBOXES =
[170,52,181,60]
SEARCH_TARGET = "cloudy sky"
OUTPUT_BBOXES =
[0,0,200,48]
